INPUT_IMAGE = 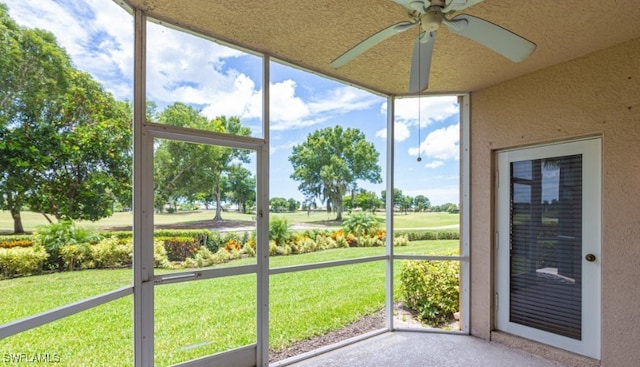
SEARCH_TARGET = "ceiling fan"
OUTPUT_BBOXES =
[331,0,536,93]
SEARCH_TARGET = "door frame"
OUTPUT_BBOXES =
[495,137,601,359]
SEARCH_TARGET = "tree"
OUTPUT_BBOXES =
[289,126,381,221]
[0,7,131,232]
[413,195,431,212]
[154,103,251,220]
[27,71,132,222]
[222,164,256,213]
[381,188,405,211]
[400,194,413,214]
[269,197,288,213]
[345,190,381,213]
[286,198,300,212]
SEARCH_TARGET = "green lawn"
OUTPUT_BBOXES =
[0,240,458,366]
[1,210,459,234]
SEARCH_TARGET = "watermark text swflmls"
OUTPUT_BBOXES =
[3,353,61,364]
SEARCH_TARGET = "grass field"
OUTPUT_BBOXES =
[0,240,458,366]
[0,210,459,234]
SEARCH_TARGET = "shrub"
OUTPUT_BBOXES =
[0,239,34,248]
[269,241,278,256]
[206,231,224,253]
[59,244,90,270]
[398,230,460,241]
[34,221,100,270]
[269,217,291,245]
[342,212,379,237]
[355,235,383,247]
[292,234,316,254]
[400,259,460,326]
[242,241,256,257]
[393,234,409,247]
[298,229,331,241]
[101,230,217,251]
[153,241,169,268]
[86,237,133,269]
[0,235,35,245]
[154,229,213,248]
[224,239,242,252]
[0,245,48,279]
[157,236,198,262]
[315,234,337,250]
[100,231,133,240]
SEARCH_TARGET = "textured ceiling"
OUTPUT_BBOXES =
[120,0,640,96]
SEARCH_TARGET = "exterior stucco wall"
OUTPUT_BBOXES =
[469,37,640,366]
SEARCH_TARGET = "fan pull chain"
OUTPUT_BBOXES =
[416,26,423,163]
[417,95,422,162]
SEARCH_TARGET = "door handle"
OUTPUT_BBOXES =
[585,254,596,262]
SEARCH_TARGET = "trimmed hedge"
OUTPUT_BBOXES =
[395,230,459,241]
[85,237,133,269]
[156,236,198,262]
[102,229,217,251]
[0,246,48,278]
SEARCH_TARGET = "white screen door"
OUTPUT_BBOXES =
[496,138,601,359]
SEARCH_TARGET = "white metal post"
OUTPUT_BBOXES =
[460,93,471,334]
[133,9,155,367]
[256,55,271,367]
[385,95,395,331]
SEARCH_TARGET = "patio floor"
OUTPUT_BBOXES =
[281,331,568,367]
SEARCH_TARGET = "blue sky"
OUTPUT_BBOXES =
[4,0,461,205]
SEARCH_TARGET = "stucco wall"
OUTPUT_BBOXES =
[469,37,640,366]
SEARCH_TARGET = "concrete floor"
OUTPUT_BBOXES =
[284,332,568,367]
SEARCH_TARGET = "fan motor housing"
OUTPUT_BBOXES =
[420,7,444,32]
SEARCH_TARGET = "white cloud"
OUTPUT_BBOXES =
[381,96,458,128]
[5,0,135,100]
[5,1,383,133]
[308,86,379,115]
[409,123,459,161]
[145,21,252,113]
[200,73,262,119]
[376,122,410,142]
[425,160,444,169]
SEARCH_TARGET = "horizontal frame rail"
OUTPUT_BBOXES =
[269,256,387,275]
[171,344,256,367]
[0,286,133,339]
[145,122,264,149]
[393,255,469,262]
[154,265,257,285]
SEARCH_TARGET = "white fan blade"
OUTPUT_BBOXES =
[409,31,436,93]
[443,0,485,13]
[392,0,429,13]
[444,14,536,62]
[331,21,417,68]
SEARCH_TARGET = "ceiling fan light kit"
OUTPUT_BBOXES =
[331,0,536,94]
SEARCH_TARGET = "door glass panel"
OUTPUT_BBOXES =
[509,154,582,340]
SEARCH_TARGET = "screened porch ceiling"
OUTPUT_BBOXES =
[119,0,640,96]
